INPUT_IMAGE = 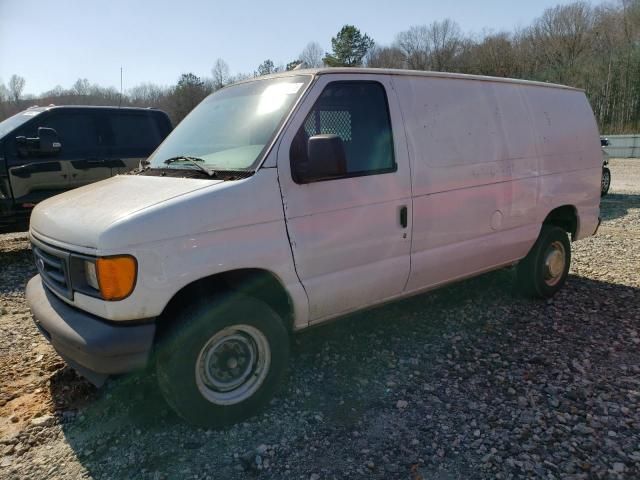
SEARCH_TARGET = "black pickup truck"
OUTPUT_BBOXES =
[0,105,172,232]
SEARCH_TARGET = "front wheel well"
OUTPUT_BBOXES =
[543,205,578,240]
[155,269,293,337]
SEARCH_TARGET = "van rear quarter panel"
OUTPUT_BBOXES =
[392,75,600,292]
[523,87,601,239]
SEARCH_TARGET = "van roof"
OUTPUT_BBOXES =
[254,67,583,92]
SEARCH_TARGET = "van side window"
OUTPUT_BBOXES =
[290,81,395,182]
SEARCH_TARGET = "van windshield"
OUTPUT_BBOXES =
[0,109,43,139]
[148,75,311,171]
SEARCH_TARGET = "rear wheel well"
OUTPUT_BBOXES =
[156,269,293,336]
[543,205,578,240]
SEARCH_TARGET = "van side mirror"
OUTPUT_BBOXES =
[15,127,62,157]
[294,134,347,183]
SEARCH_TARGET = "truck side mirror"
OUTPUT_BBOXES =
[37,127,62,155]
[16,127,62,157]
[293,134,347,183]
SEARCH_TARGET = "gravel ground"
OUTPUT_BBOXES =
[1,159,639,480]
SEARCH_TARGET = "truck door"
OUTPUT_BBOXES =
[5,111,81,206]
[52,111,110,187]
[276,75,413,323]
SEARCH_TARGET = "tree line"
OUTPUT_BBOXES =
[1,0,640,133]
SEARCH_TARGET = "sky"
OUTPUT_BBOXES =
[1,0,593,96]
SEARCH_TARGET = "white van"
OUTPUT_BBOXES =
[26,68,602,426]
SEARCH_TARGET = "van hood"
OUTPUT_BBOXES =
[30,175,221,249]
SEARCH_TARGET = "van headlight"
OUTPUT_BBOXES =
[71,255,137,301]
[84,260,99,290]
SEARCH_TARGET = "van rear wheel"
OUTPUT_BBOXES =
[516,225,571,298]
[155,294,289,427]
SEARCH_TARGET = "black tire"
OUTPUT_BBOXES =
[155,293,289,427]
[516,225,571,298]
[601,167,611,197]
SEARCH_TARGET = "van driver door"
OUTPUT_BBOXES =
[276,75,412,324]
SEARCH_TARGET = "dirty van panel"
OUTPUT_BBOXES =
[394,76,542,292]
[523,87,601,175]
[522,87,601,233]
[395,77,538,195]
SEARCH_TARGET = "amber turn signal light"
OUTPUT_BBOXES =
[96,256,137,301]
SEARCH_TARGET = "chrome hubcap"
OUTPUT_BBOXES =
[195,325,270,405]
[543,241,566,286]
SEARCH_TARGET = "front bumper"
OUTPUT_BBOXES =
[26,275,156,386]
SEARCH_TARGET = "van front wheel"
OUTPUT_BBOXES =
[516,225,571,298]
[155,294,289,427]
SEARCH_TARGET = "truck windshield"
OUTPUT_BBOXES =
[0,109,43,139]
[148,75,311,171]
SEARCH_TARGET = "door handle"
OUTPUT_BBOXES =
[399,205,408,228]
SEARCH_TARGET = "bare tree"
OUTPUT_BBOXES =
[211,58,230,90]
[42,85,65,97]
[299,41,324,68]
[0,83,9,119]
[8,74,26,103]
[396,25,431,70]
[396,20,462,71]
[365,46,406,68]
[463,31,516,77]
[229,72,252,83]
[0,83,8,103]
[73,78,91,96]
[129,83,168,106]
[428,19,463,71]
[530,1,594,81]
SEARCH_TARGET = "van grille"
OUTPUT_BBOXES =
[31,238,72,300]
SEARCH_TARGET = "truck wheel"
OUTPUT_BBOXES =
[601,167,611,196]
[155,294,289,427]
[516,225,571,298]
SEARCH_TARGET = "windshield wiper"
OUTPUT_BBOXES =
[163,156,216,177]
